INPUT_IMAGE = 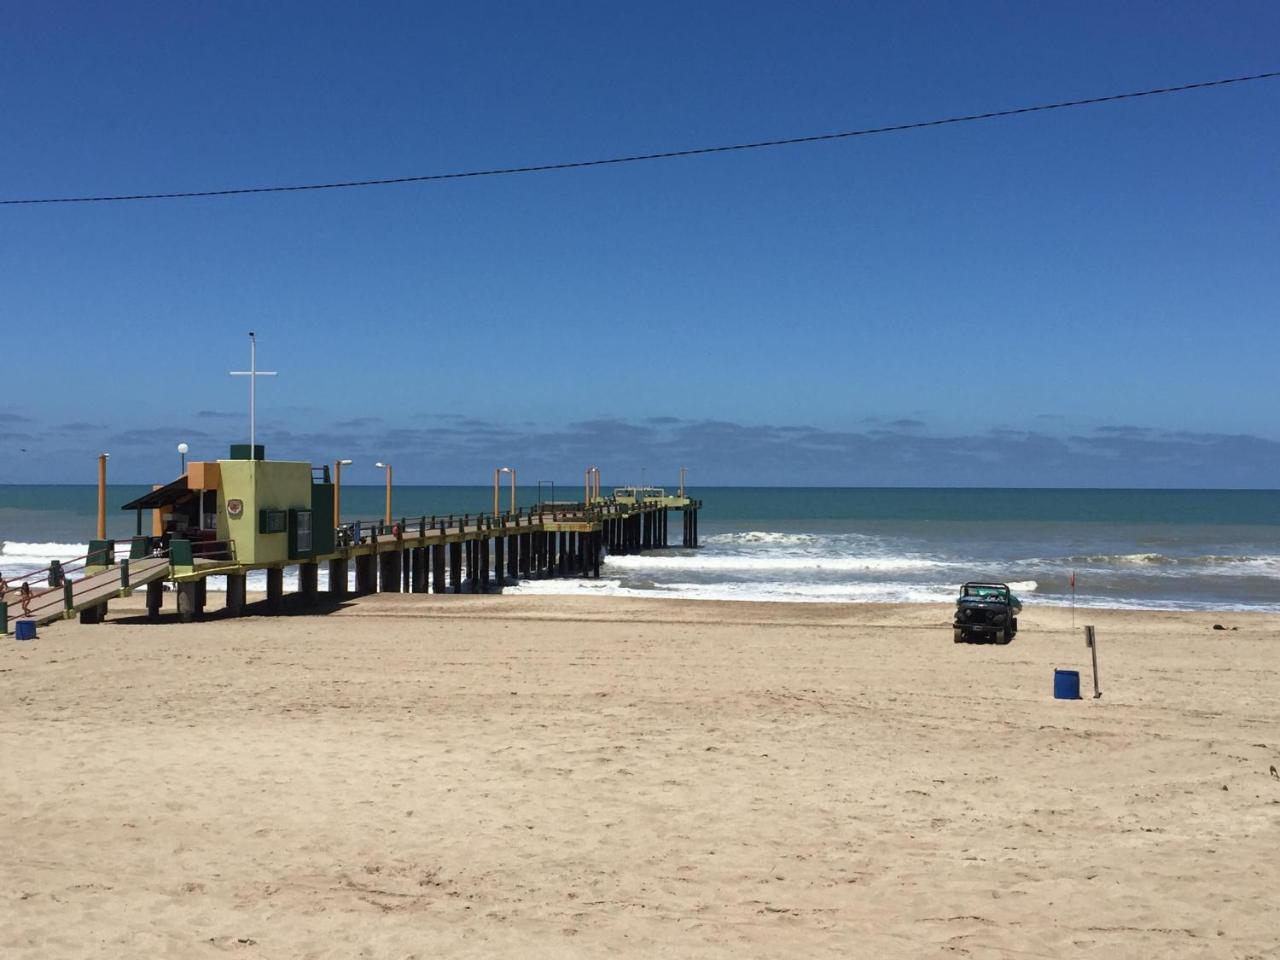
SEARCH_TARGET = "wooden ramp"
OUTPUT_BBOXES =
[4,557,170,631]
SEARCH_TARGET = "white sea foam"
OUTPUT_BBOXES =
[1,540,92,562]
[603,553,956,574]
[703,531,822,546]
[507,578,1038,605]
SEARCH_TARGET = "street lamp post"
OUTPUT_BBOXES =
[494,467,516,516]
[374,462,392,525]
[679,466,687,497]
[584,466,600,504]
[334,459,353,532]
[96,452,110,540]
[178,442,189,472]
[536,479,556,507]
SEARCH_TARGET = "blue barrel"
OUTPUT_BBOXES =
[14,619,37,641]
[1054,669,1080,700]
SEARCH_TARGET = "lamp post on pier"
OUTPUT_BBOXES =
[333,459,353,532]
[494,466,516,516]
[177,442,189,473]
[679,466,687,498]
[96,452,110,540]
[585,466,600,504]
[537,479,555,509]
[374,462,393,526]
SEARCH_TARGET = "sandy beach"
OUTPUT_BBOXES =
[3,594,1279,958]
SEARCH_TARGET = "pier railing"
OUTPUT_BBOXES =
[336,497,693,547]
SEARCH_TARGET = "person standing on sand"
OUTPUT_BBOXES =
[0,569,8,599]
[20,582,33,616]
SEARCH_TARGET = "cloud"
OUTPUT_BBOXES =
[108,427,212,446]
[195,410,241,420]
[15,411,1280,488]
[59,421,107,433]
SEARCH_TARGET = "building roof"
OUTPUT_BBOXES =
[120,476,190,511]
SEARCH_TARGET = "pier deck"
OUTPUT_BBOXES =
[2,493,703,632]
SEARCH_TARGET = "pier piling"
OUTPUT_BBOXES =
[178,581,202,622]
[266,567,283,612]
[226,572,247,614]
[431,544,446,593]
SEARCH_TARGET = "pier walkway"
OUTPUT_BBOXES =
[2,490,702,632]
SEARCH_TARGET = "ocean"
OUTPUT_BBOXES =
[2,485,1277,611]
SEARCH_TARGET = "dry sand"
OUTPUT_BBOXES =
[3,593,1279,958]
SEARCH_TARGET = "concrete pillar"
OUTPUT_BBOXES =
[146,580,163,620]
[593,530,602,578]
[79,602,106,625]
[300,562,318,606]
[520,533,531,577]
[507,534,518,578]
[494,537,505,588]
[479,538,490,593]
[328,558,347,598]
[266,567,284,613]
[432,543,446,593]
[177,581,202,622]
[226,572,247,615]
[197,577,208,608]
[403,548,412,592]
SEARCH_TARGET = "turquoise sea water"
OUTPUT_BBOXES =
[2,485,1278,610]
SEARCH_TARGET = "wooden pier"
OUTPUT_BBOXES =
[0,473,702,631]
[164,491,702,622]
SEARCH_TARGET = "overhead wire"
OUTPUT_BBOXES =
[2,70,1277,206]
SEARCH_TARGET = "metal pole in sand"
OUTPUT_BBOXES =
[1085,625,1102,699]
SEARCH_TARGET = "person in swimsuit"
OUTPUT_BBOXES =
[20,582,33,616]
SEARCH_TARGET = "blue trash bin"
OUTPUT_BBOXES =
[1054,669,1081,700]
[15,619,37,641]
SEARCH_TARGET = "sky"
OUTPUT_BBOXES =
[1,1,1278,487]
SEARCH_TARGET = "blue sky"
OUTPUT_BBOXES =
[2,1,1278,486]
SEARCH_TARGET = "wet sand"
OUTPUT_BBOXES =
[3,594,1279,958]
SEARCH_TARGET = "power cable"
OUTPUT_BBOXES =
[2,70,1276,206]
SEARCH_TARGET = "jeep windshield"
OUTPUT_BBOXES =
[960,584,1010,601]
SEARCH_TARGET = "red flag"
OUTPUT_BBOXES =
[1070,571,1076,589]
